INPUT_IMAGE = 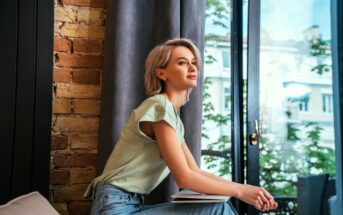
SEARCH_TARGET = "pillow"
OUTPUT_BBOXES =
[329,195,338,215]
[0,192,59,215]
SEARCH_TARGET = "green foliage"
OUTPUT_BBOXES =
[310,38,330,57]
[206,0,230,29]
[310,38,332,74]
[302,122,336,176]
[201,77,231,177]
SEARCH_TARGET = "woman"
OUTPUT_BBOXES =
[85,38,278,214]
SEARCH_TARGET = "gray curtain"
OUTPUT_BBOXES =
[97,0,205,203]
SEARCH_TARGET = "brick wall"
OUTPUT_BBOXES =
[51,0,106,214]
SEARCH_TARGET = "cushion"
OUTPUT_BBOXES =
[329,195,338,215]
[0,192,59,215]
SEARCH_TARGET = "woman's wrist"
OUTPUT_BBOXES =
[228,182,244,198]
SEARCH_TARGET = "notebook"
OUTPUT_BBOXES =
[171,189,231,203]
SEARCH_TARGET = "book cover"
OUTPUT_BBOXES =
[171,189,231,203]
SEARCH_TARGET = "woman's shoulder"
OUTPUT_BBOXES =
[135,94,175,118]
[139,94,168,109]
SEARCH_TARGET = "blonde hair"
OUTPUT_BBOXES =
[144,38,201,97]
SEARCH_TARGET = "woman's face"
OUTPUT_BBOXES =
[159,46,198,91]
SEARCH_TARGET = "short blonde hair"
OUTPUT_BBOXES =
[144,38,201,96]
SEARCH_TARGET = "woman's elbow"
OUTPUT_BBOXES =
[174,169,193,188]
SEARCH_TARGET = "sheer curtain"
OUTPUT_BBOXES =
[97,0,205,203]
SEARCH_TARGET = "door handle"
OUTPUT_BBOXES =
[250,120,259,145]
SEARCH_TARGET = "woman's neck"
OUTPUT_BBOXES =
[161,90,187,111]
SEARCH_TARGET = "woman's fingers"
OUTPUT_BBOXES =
[261,188,278,210]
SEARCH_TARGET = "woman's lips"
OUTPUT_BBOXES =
[187,76,197,80]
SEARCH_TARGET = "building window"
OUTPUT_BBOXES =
[322,94,333,113]
[222,51,230,70]
[298,98,310,112]
[224,87,230,111]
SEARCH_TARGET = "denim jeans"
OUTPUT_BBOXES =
[91,184,238,215]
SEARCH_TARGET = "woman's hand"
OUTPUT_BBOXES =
[236,184,278,212]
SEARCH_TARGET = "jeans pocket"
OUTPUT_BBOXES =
[101,193,130,213]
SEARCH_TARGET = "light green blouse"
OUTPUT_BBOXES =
[84,94,185,197]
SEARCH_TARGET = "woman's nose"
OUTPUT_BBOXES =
[189,63,197,72]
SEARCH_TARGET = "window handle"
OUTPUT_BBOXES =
[250,120,259,145]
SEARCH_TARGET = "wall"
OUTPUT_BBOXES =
[51,0,105,214]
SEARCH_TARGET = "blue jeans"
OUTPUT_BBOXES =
[91,184,238,215]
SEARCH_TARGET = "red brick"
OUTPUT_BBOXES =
[70,133,98,149]
[54,153,97,168]
[50,170,69,185]
[51,134,68,150]
[55,53,103,69]
[55,83,101,99]
[72,99,100,115]
[53,185,88,201]
[72,69,100,85]
[61,0,106,8]
[54,37,72,52]
[53,116,99,132]
[70,168,95,184]
[73,39,101,53]
[52,98,72,113]
[69,201,92,215]
[54,67,72,83]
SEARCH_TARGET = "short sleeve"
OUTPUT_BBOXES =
[134,97,178,139]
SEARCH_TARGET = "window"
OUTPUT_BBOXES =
[299,99,309,112]
[323,94,333,113]
[224,87,230,111]
[221,51,230,70]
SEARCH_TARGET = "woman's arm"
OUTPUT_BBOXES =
[151,121,277,211]
[181,143,232,184]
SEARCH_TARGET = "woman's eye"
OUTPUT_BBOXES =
[178,61,186,65]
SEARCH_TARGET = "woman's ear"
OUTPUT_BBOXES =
[156,68,167,81]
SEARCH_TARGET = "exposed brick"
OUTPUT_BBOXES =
[50,170,69,185]
[61,0,106,8]
[50,155,55,169]
[73,39,101,53]
[53,185,88,201]
[55,83,101,99]
[53,67,72,83]
[51,202,68,215]
[70,133,98,149]
[55,5,76,23]
[54,21,63,36]
[69,201,92,215]
[70,168,95,184]
[53,98,72,113]
[54,154,97,168]
[55,53,103,69]
[55,5,104,25]
[54,37,72,52]
[77,7,104,25]
[60,23,105,39]
[72,99,100,115]
[72,69,100,85]
[53,116,99,132]
[51,134,68,150]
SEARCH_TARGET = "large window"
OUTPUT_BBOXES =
[202,0,337,214]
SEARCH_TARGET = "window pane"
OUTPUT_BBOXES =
[202,0,231,179]
[258,1,336,213]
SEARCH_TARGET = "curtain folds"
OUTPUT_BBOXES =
[97,0,205,203]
